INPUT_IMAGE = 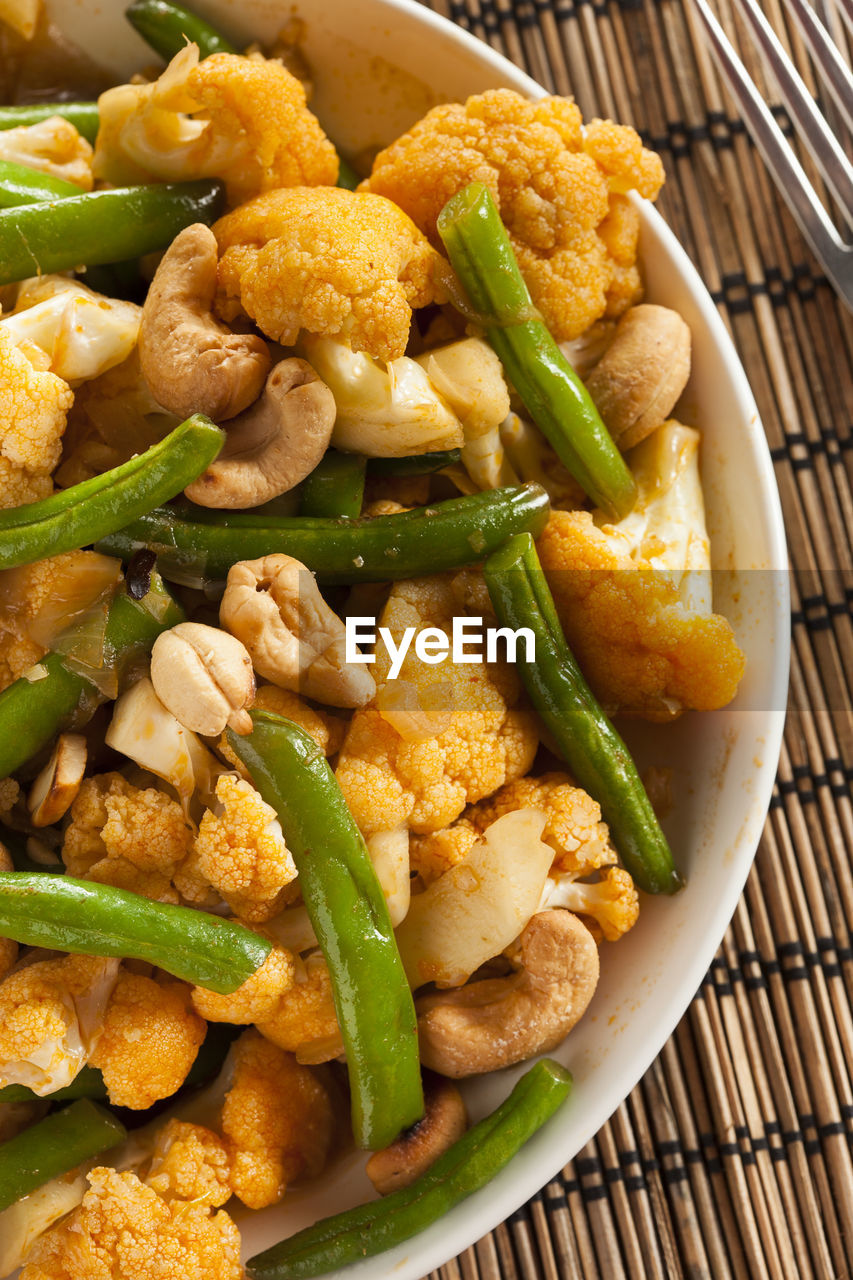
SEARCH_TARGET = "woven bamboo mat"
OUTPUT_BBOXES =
[416,1,853,1277]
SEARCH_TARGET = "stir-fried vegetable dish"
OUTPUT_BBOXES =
[0,2,747,1276]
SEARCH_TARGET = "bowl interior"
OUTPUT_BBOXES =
[36,3,790,1275]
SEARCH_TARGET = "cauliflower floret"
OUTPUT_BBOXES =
[0,455,53,508]
[94,45,337,205]
[19,1167,243,1280]
[0,327,73,506]
[0,116,93,188]
[1,277,141,385]
[84,858,181,905]
[89,970,206,1109]
[412,771,616,883]
[191,940,295,1025]
[63,773,192,902]
[220,1029,334,1209]
[335,574,538,837]
[362,89,664,340]
[0,954,119,1095]
[468,773,616,872]
[193,774,298,923]
[145,1120,233,1209]
[217,686,346,775]
[538,510,745,722]
[214,187,448,363]
[544,866,639,941]
[0,551,121,691]
[256,951,342,1062]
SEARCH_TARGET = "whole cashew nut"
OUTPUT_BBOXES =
[415,909,599,1078]
[220,554,376,709]
[183,358,336,509]
[139,223,270,422]
[150,622,256,737]
[365,1072,468,1194]
[583,304,691,452]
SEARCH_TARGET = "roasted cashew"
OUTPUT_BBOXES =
[28,733,87,827]
[150,622,255,737]
[365,1072,468,1194]
[139,223,270,422]
[220,554,376,708]
[183,356,336,509]
[416,909,599,1077]
[584,304,691,452]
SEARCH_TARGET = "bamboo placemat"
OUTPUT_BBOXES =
[416,1,853,1277]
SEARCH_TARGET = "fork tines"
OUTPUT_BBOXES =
[690,0,853,309]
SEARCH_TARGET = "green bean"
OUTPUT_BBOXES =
[0,160,83,208]
[437,183,637,521]
[0,416,223,571]
[0,1100,126,1212]
[226,712,423,1150]
[248,1058,572,1279]
[0,180,224,286]
[299,452,366,519]
[126,0,238,58]
[484,533,681,894]
[367,449,462,477]
[97,483,550,585]
[0,873,271,993]
[0,103,100,144]
[0,572,184,781]
[0,1021,239,1104]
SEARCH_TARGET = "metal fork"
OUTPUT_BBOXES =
[690,0,853,308]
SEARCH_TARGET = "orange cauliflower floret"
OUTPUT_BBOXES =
[19,1166,243,1280]
[89,970,206,1109]
[362,89,664,340]
[0,117,93,189]
[335,574,538,837]
[218,686,346,775]
[547,867,640,941]
[145,1120,233,1209]
[192,940,295,1025]
[0,456,53,507]
[94,45,337,204]
[213,187,448,362]
[193,774,298,922]
[538,509,746,721]
[62,772,192,902]
[0,954,119,1095]
[220,1029,334,1209]
[256,952,342,1062]
[412,771,616,883]
[0,328,73,508]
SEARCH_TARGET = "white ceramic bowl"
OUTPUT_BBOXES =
[41,2,791,1274]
